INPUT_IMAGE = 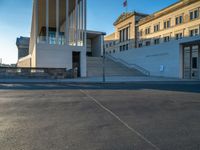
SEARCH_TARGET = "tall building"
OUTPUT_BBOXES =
[105,0,200,79]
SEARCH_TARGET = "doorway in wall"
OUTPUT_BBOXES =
[72,52,81,77]
[183,43,200,80]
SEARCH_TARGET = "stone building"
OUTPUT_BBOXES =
[105,0,200,79]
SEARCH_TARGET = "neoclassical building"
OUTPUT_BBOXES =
[104,12,148,54]
[105,0,200,79]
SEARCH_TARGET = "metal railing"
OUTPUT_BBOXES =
[106,54,150,76]
[37,36,66,45]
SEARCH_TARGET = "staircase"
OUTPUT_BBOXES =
[87,57,145,77]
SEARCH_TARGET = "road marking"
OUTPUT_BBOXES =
[80,89,160,150]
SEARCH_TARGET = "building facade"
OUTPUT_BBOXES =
[104,12,147,54]
[137,0,200,48]
[18,0,87,77]
[105,0,200,79]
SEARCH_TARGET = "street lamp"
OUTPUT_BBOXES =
[102,32,107,83]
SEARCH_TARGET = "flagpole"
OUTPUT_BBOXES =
[123,0,128,13]
[126,2,128,13]
[126,0,128,13]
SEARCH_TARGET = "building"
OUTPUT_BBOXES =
[16,37,30,59]
[105,0,200,79]
[104,12,148,54]
[137,0,200,48]
[17,29,105,71]
[17,0,105,77]
[86,30,105,57]
[17,0,87,77]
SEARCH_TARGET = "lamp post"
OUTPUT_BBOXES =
[102,32,106,83]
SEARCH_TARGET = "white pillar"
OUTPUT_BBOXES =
[83,0,87,47]
[77,2,81,45]
[56,0,59,44]
[65,0,69,45]
[75,0,78,46]
[46,0,49,43]
[81,0,84,46]
[35,0,39,44]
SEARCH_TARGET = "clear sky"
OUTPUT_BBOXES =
[0,0,178,64]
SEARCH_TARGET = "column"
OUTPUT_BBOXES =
[35,0,39,44]
[56,0,59,44]
[84,0,87,47]
[46,0,49,43]
[75,0,78,46]
[65,0,69,45]
[81,0,84,46]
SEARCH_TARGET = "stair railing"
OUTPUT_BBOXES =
[106,54,150,76]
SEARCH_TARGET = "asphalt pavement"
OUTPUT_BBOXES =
[0,82,200,150]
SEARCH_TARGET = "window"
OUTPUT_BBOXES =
[164,20,170,29]
[192,57,198,69]
[175,33,183,40]
[164,36,170,42]
[145,27,151,35]
[113,41,116,45]
[154,24,160,32]
[120,46,123,52]
[175,16,183,25]
[109,43,112,47]
[140,30,143,36]
[154,38,160,45]
[138,43,143,48]
[190,9,199,20]
[126,44,129,50]
[190,29,199,37]
[49,32,56,45]
[106,44,108,48]
[123,45,126,51]
[145,41,151,46]
[113,49,116,53]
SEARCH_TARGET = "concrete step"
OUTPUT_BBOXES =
[87,57,145,77]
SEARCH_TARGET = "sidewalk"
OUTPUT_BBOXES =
[0,76,198,84]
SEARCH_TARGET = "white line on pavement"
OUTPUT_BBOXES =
[80,89,160,150]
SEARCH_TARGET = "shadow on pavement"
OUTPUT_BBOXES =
[0,82,200,93]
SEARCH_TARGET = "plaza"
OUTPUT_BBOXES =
[0,82,200,150]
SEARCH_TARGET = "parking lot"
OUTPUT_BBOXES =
[0,82,200,150]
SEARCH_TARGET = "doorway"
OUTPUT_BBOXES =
[72,52,81,77]
[183,43,200,79]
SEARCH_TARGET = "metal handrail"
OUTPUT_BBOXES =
[106,54,150,76]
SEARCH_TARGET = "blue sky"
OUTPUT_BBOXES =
[0,0,178,64]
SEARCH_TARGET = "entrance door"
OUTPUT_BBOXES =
[72,52,81,77]
[183,44,199,79]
